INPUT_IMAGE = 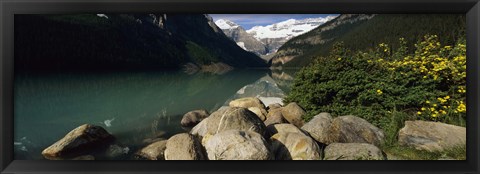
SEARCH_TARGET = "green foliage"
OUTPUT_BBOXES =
[284,34,466,134]
[186,41,219,64]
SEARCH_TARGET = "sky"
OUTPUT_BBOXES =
[209,14,338,30]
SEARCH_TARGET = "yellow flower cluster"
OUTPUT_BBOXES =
[382,35,466,85]
[376,89,383,95]
[456,101,466,113]
[371,35,466,121]
[457,86,466,93]
[417,96,453,118]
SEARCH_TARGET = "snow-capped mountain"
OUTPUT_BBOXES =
[247,15,338,55]
[247,16,337,40]
[215,15,338,59]
[215,19,269,56]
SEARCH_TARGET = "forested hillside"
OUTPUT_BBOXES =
[15,14,267,71]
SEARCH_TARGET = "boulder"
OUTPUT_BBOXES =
[136,140,167,160]
[70,155,95,160]
[229,97,266,109]
[301,113,333,144]
[398,120,466,152]
[42,124,114,160]
[205,130,272,160]
[267,103,282,111]
[264,108,287,126]
[164,133,206,160]
[190,107,267,138]
[270,132,321,160]
[248,107,267,121]
[327,115,384,146]
[181,109,210,127]
[266,123,306,136]
[190,117,209,137]
[323,143,386,160]
[281,102,306,127]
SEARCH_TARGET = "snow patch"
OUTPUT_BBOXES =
[215,19,239,30]
[97,14,108,19]
[247,15,338,40]
[236,42,247,50]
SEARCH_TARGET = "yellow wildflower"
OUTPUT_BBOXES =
[376,89,383,95]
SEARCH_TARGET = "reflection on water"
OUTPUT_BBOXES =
[14,69,297,160]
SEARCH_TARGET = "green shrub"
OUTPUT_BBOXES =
[284,35,466,131]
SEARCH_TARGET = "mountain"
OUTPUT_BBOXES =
[14,14,267,72]
[271,14,466,68]
[247,16,337,55]
[214,16,337,60]
[215,19,268,56]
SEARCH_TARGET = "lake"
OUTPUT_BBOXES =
[13,69,296,160]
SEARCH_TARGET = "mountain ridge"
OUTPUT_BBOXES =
[271,14,466,68]
[14,14,267,72]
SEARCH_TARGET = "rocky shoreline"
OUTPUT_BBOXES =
[41,97,466,160]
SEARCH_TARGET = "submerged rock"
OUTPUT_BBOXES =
[281,102,306,127]
[135,140,167,160]
[301,113,333,144]
[205,130,271,160]
[105,144,129,158]
[41,124,114,160]
[229,97,266,110]
[398,120,466,152]
[164,133,205,160]
[270,132,321,160]
[327,115,384,146]
[324,143,386,160]
[181,109,209,127]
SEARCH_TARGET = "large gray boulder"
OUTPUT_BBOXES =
[281,102,306,127]
[42,124,114,160]
[267,103,282,111]
[190,117,209,137]
[248,107,268,121]
[264,108,287,126]
[270,132,321,160]
[229,97,266,110]
[266,123,306,136]
[180,109,209,127]
[190,107,267,138]
[327,115,384,146]
[135,140,167,160]
[301,113,333,144]
[324,143,386,160]
[205,130,272,160]
[164,133,205,160]
[398,121,466,152]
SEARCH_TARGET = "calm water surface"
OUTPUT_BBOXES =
[14,69,295,160]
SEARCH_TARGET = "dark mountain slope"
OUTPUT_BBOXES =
[15,14,266,72]
[271,14,466,68]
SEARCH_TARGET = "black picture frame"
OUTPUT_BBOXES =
[1,0,479,173]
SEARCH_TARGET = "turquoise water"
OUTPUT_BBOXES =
[14,70,294,160]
